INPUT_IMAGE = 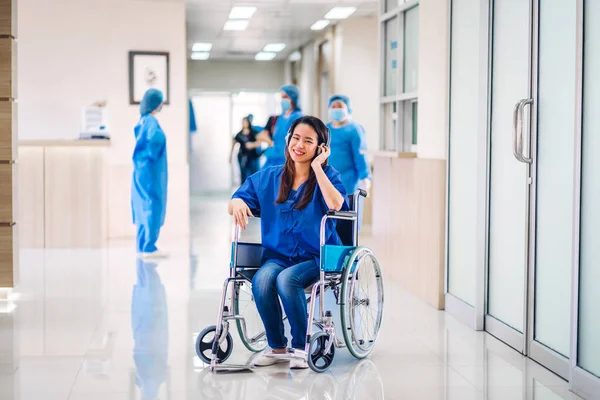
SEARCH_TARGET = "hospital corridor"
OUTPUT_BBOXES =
[1,0,599,399]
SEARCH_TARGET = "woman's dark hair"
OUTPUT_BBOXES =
[275,116,329,210]
[242,117,251,130]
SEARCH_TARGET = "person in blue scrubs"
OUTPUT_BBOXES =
[260,85,304,169]
[229,116,348,369]
[131,89,169,259]
[327,95,371,230]
[326,94,371,195]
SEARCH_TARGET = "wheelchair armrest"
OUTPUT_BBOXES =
[326,210,357,219]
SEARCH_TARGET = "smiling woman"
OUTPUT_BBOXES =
[227,115,348,369]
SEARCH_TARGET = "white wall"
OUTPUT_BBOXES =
[416,0,450,160]
[188,60,285,92]
[18,0,189,240]
[333,17,380,152]
[286,18,379,151]
[299,43,317,116]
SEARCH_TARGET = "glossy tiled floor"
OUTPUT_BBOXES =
[0,195,585,400]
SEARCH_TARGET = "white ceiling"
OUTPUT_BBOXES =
[186,0,379,60]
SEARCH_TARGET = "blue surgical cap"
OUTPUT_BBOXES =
[140,89,164,115]
[280,85,302,111]
[328,94,352,114]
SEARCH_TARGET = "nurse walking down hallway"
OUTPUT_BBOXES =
[229,116,348,369]
[260,85,304,169]
[326,94,371,195]
[131,89,169,260]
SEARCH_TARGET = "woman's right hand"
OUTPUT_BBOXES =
[230,198,254,229]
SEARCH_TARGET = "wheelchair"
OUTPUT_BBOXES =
[195,190,384,373]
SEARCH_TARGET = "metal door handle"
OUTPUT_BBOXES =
[518,99,533,164]
[513,100,526,162]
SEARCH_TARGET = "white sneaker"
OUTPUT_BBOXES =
[290,357,309,370]
[139,250,169,260]
[290,349,308,369]
[253,349,290,367]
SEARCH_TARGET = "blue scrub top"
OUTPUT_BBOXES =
[326,121,371,193]
[131,114,168,228]
[262,110,304,168]
[232,165,349,265]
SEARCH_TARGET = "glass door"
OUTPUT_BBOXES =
[486,0,532,353]
[570,0,600,396]
[487,0,576,379]
[527,0,576,379]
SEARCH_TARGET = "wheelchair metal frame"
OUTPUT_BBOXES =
[208,189,368,371]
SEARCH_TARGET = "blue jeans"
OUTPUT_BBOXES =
[252,259,320,350]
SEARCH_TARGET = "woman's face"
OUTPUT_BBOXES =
[242,118,251,130]
[288,124,320,163]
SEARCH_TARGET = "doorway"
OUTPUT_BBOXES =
[485,0,576,379]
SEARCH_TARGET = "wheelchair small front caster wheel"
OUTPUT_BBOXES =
[308,332,335,373]
[196,325,233,365]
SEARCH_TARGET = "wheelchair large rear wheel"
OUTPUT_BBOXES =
[233,281,268,353]
[340,247,384,359]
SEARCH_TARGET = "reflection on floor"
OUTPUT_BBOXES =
[0,195,584,399]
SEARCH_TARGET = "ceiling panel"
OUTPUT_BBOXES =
[185,0,377,60]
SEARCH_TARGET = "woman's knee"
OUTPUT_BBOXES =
[252,266,280,297]
[275,271,301,297]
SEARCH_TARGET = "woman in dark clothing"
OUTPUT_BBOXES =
[232,117,261,185]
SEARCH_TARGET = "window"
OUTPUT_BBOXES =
[380,1,419,152]
[385,0,399,12]
[384,17,399,96]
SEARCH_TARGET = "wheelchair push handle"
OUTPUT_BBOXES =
[233,213,259,244]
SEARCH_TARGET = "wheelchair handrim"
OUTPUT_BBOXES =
[340,247,384,358]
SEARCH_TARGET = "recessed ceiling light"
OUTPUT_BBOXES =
[229,6,256,19]
[191,52,210,60]
[255,52,276,61]
[324,7,357,20]
[263,43,286,52]
[224,20,249,31]
[192,42,212,52]
[311,20,330,30]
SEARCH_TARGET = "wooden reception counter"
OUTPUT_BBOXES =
[18,140,109,248]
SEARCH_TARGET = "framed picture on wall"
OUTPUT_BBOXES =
[129,51,170,105]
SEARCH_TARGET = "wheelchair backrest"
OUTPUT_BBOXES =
[336,194,358,246]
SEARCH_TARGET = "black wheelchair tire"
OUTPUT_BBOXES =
[308,331,336,373]
[195,325,233,365]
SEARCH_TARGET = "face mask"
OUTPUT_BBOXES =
[281,98,292,112]
[329,108,348,122]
